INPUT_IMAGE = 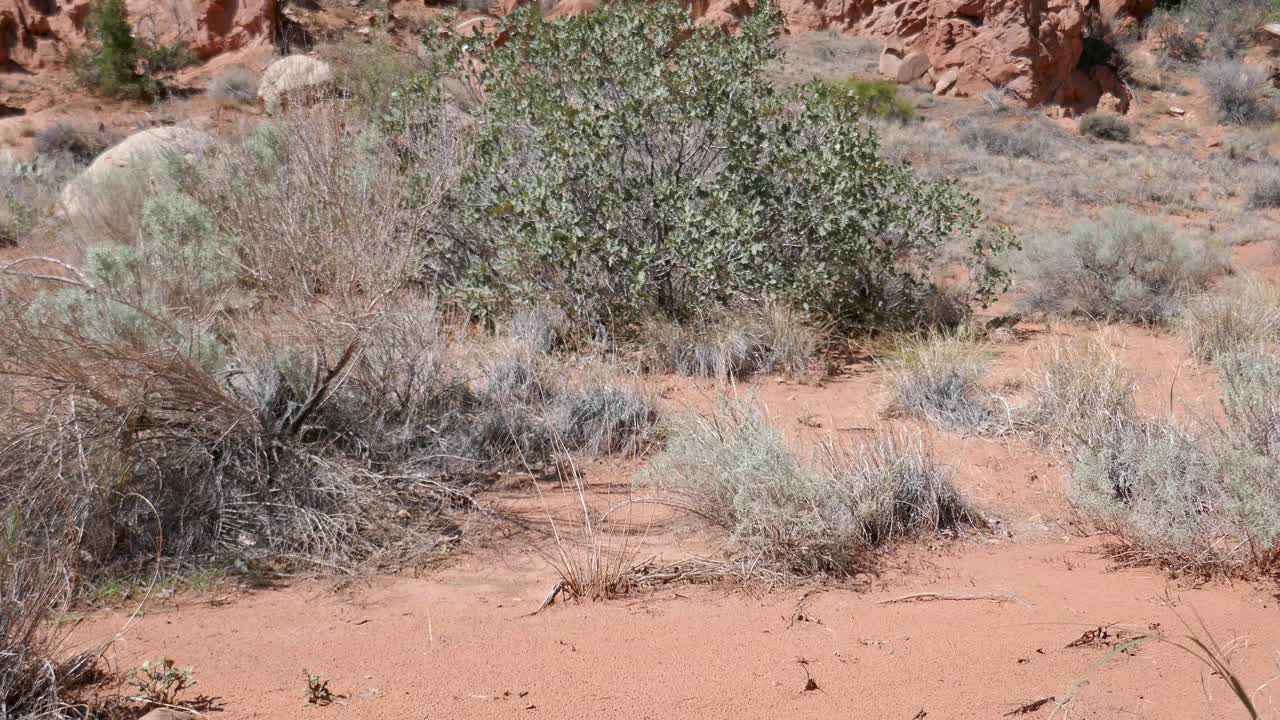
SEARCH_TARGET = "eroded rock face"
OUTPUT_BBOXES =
[0,0,273,72]
[545,0,1106,108]
[756,0,1093,106]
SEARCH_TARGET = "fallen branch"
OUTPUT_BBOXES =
[878,590,1030,608]
[1004,696,1054,716]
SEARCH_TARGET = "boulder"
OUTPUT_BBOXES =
[933,67,958,95]
[879,41,905,79]
[60,126,216,219]
[895,51,930,83]
[258,55,335,111]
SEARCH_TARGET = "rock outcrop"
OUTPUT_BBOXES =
[0,0,274,72]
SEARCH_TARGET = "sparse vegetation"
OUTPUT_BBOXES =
[957,119,1062,160]
[126,659,196,707]
[1247,164,1280,209]
[1079,113,1132,143]
[647,402,978,575]
[1019,211,1227,325]
[1201,62,1275,126]
[303,670,334,706]
[208,66,259,105]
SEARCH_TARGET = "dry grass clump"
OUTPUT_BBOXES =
[1246,164,1280,209]
[646,402,978,576]
[639,303,820,381]
[1019,211,1228,325]
[1181,277,1280,362]
[0,558,105,719]
[882,332,1007,435]
[1017,336,1138,448]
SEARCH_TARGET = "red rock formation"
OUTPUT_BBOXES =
[547,0,1108,108]
[0,0,274,71]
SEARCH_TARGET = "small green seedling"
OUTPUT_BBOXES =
[303,669,334,706]
[126,658,196,706]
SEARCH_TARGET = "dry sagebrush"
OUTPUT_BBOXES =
[646,402,979,576]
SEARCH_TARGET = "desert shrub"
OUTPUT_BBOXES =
[0,154,78,248]
[1018,336,1138,448]
[1019,210,1227,324]
[0,103,657,582]
[1069,351,1280,575]
[32,123,109,163]
[1247,164,1280,208]
[1079,113,1132,143]
[883,332,1006,435]
[1201,62,1275,126]
[208,66,259,106]
[74,0,156,100]
[426,1,1011,332]
[553,383,658,456]
[823,77,913,122]
[957,119,1062,160]
[639,303,819,380]
[1181,277,1280,362]
[646,402,977,575]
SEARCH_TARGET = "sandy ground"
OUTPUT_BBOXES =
[71,292,1280,718]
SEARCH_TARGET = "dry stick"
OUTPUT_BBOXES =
[878,590,1031,608]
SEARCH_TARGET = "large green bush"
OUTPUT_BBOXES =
[431,2,1011,331]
